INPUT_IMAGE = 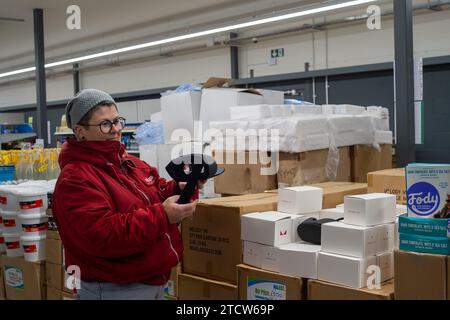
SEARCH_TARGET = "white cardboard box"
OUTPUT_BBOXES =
[200,88,264,129]
[321,222,378,258]
[376,223,395,254]
[261,245,279,272]
[256,89,284,105]
[278,186,323,214]
[161,91,201,143]
[243,240,266,269]
[344,193,396,227]
[241,211,293,246]
[318,252,377,288]
[377,251,394,283]
[319,207,344,220]
[277,242,321,279]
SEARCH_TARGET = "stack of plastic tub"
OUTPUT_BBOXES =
[14,184,49,262]
[0,185,24,257]
[0,209,5,254]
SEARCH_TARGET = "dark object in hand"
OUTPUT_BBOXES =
[166,154,224,204]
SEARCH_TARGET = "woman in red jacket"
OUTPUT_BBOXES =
[53,89,201,300]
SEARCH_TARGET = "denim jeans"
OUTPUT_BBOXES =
[77,280,165,300]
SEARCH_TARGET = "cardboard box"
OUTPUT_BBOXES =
[399,215,449,238]
[278,186,323,214]
[277,242,321,279]
[1,255,46,300]
[46,286,62,300]
[399,233,450,255]
[317,252,377,288]
[351,144,392,183]
[200,78,264,129]
[46,262,67,291]
[0,255,5,300]
[406,164,450,218]
[394,250,447,300]
[319,207,344,220]
[344,193,396,226]
[308,279,394,300]
[178,273,237,300]
[367,168,406,204]
[237,264,306,300]
[313,182,368,209]
[46,238,63,264]
[265,181,367,209]
[213,150,277,195]
[161,91,201,143]
[256,89,284,105]
[241,211,306,246]
[376,223,395,254]
[164,263,181,299]
[243,241,266,269]
[182,193,278,283]
[46,230,60,240]
[277,147,351,187]
[321,222,378,258]
[377,251,394,283]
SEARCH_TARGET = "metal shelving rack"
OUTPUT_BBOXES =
[0,133,37,150]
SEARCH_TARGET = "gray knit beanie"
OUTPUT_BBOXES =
[65,89,116,129]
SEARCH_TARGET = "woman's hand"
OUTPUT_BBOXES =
[162,195,198,224]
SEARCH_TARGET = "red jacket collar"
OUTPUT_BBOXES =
[59,137,127,169]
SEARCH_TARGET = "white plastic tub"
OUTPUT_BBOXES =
[13,187,48,215]
[4,232,23,257]
[0,231,5,254]
[21,234,46,262]
[0,185,21,212]
[2,210,22,234]
[18,212,48,236]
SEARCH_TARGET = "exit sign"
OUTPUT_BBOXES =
[271,48,284,58]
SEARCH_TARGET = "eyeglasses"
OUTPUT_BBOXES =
[81,117,126,133]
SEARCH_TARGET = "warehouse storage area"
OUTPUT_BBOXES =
[1,0,450,304]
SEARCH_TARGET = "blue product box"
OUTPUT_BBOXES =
[398,215,450,238]
[399,233,450,255]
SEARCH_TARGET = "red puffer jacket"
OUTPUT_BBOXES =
[53,138,191,285]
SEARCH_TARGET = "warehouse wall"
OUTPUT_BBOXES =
[1,1,450,108]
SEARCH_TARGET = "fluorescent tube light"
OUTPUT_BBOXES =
[0,0,377,79]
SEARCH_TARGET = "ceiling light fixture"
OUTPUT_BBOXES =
[0,0,377,79]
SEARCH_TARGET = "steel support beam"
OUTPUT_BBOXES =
[394,0,416,166]
[230,32,239,79]
[73,63,80,94]
[33,8,48,146]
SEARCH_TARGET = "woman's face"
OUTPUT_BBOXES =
[74,105,123,142]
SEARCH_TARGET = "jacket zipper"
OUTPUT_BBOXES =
[119,154,179,265]
[119,155,151,206]
[133,182,151,206]
[165,233,180,264]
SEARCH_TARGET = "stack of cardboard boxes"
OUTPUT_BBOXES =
[181,181,370,300]
[394,164,450,300]
[180,193,279,299]
[317,193,396,289]
[45,230,75,300]
[238,185,396,300]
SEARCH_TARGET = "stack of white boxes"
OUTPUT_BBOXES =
[240,186,323,279]
[318,193,396,288]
